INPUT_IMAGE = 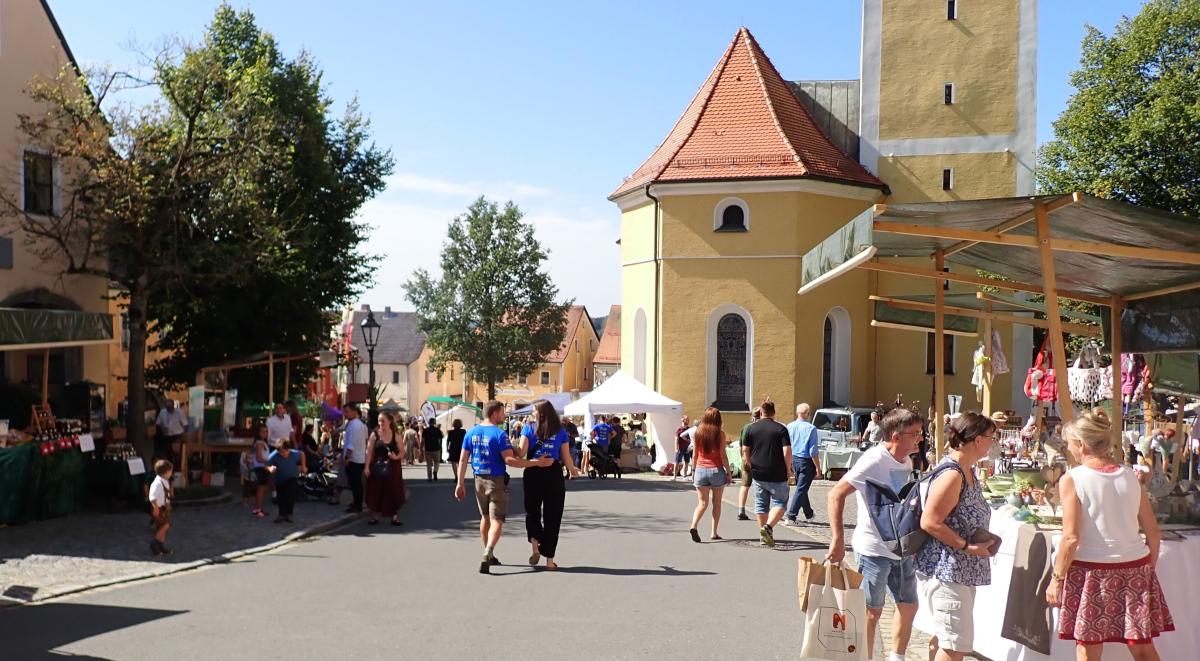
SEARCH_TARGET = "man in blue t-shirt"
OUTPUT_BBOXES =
[582,418,614,477]
[785,402,823,524]
[455,400,553,574]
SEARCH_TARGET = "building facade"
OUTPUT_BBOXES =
[611,4,1035,427]
[593,304,621,386]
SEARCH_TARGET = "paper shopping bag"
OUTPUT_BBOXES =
[798,557,863,611]
[800,562,867,660]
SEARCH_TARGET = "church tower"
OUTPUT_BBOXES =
[859,0,1037,202]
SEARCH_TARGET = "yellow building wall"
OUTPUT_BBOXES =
[878,153,1016,203]
[878,0,1018,140]
[619,202,657,385]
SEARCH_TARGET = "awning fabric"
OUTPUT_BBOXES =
[873,300,978,334]
[512,392,577,416]
[1148,353,1200,398]
[0,307,114,349]
[1122,290,1200,354]
[564,371,683,470]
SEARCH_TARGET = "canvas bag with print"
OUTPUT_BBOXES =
[800,562,867,661]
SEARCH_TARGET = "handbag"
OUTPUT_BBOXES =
[370,458,391,478]
[799,561,868,660]
[1023,337,1059,402]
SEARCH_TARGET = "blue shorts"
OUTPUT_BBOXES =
[692,467,727,488]
[856,554,918,610]
[675,449,689,464]
[752,480,788,514]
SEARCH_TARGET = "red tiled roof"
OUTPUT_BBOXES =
[610,27,886,200]
[593,305,621,364]
[545,305,592,364]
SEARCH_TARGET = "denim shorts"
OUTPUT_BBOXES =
[692,466,727,488]
[752,480,788,514]
[674,449,689,464]
[857,554,918,610]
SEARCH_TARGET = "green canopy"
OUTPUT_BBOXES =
[427,396,482,413]
[0,307,114,350]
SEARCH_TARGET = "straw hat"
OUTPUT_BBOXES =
[990,411,1009,425]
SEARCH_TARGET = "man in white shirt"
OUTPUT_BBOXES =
[341,404,368,513]
[826,407,923,661]
[862,411,883,445]
[266,403,295,446]
[154,400,187,460]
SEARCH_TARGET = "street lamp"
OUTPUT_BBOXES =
[360,309,381,427]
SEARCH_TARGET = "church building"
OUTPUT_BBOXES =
[609,1,1037,425]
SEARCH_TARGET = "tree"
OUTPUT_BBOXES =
[405,197,572,400]
[1037,0,1200,216]
[145,9,392,398]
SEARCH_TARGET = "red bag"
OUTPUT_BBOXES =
[1024,338,1058,402]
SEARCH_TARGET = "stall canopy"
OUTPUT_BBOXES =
[0,307,115,351]
[511,392,577,416]
[564,370,682,470]
[799,192,1200,454]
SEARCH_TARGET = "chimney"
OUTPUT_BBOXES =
[360,304,370,311]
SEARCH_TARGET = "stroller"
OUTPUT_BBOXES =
[586,442,622,480]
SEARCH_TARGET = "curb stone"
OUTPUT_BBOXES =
[0,512,362,609]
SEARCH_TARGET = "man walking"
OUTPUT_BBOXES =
[455,400,553,574]
[341,404,368,513]
[266,403,294,447]
[423,421,444,481]
[740,402,792,547]
[735,407,762,520]
[154,399,187,461]
[826,408,922,661]
[784,403,822,524]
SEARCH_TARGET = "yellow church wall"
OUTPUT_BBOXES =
[793,268,877,411]
[879,152,1016,203]
[878,0,1018,140]
[619,202,658,384]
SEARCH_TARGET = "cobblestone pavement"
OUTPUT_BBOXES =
[0,471,370,606]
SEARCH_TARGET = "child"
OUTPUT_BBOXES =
[266,438,304,523]
[240,448,255,507]
[149,459,173,555]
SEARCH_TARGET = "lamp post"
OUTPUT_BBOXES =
[360,310,381,428]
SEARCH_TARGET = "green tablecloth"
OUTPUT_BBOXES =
[0,443,85,524]
[819,446,864,475]
[726,445,745,477]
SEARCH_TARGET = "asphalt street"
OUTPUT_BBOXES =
[0,470,838,661]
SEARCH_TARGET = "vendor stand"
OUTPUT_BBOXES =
[800,193,1200,658]
[564,370,682,472]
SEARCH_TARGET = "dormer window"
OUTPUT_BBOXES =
[713,198,749,232]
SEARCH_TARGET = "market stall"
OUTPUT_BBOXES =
[564,370,682,471]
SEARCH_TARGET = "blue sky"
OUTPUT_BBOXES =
[49,1,1146,315]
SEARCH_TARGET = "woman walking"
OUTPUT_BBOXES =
[1047,409,1173,660]
[403,421,419,465]
[250,424,272,518]
[917,412,998,661]
[688,407,730,542]
[266,438,304,523]
[365,412,406,525]
[446,419,466,470]
[517,400,580,570]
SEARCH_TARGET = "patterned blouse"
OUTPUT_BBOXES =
[915,458,992,587]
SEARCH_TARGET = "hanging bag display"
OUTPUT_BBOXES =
[799,561,868,661]
[1023,337,1059,402]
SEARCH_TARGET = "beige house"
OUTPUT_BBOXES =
[593,305,621,386]
[0,0,114,430]
[487,305,600,408]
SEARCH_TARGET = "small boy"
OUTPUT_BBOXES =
[149,459,174,555]
[239,449,255,507]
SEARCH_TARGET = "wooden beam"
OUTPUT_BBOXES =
[858,260,1111,306]
[871,296,1103,337]
[942,193,1080,257]
[1035,203,1074,424]
[41,348,50,406]
[974,291,1102,323]
[1124,280,1200,302]
[934,250,947,463]
[876,220,1200,265]
[869,320,978,338]
[1110,296,1124,456]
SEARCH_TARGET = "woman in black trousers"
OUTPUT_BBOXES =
[518,400,580,570]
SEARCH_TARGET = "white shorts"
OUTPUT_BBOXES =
[919,577,976,653]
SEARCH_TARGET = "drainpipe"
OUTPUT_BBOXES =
[645,183,661,391]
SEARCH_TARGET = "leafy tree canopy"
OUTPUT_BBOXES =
[404,197,572,400]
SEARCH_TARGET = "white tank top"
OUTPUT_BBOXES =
[1068,464,1149,563]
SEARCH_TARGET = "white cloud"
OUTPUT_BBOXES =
[384,172,553,200]
[352,180,620,318]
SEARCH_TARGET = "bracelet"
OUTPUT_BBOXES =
[960,538,970,551]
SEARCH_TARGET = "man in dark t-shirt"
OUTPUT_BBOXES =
[422,422,444,481]
[740,401,793,547]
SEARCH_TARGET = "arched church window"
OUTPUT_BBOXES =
[713,314,748,410]
[713,198,749,232]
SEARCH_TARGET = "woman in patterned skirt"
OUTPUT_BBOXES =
[1048,408,1173,660]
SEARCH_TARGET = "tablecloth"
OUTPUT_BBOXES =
[914,514,1200,660]
[819,446,864,474]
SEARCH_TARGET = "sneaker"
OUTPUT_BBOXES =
[489,556,501,566]
[479,560,490,575]
[760,525,775,548]
[737,511,750,521]
[158,544,172,555]
[804,509,815,521]
[149,541,162,556]
[784,517,798,526]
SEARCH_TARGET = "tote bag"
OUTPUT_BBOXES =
[800,562,868,661]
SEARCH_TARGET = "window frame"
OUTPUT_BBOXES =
[925,332,956,375]
[712,197,750,233]
[21,149,55,217]
[706,305,754,412]
[540,371,551,386]
[942,167,954,191]
[947,0,957,20]
[944,82,955,105]
[518,373,528,385]
[391,371,400,385]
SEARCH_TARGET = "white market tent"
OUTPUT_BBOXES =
[564,370,682,470]
[435,404,483,461]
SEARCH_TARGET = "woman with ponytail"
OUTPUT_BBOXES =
[1048,408,1173,659]
[687,407,730,542]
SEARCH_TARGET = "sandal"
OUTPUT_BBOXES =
[689,528,702,543]
[390,518,402,526]
[367,518,380,525]
[710,535,723,541]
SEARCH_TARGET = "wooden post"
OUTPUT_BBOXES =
[1172,397,1187,485]
[41,348,50,405]
[1110,296,1124,457]
[267,351,274,407]
[934,250,947,462]
[1034,204,1074,425]
[284,358,291,401]
[982,302,993,416]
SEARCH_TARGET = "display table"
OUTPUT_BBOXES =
[727,445,745,477]
[914,513,1200,660]
[819,445,864,477]
[178,437,254,486]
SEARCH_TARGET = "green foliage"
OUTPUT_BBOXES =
[404,197,572,399]
[1037,0,1200,217]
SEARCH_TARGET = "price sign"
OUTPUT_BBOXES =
[127,457,146,476]
[78,434,95,452]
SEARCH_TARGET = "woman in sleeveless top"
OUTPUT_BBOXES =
[917,412,997,661]
[1048,408,1172,659]
[365,412,406,525]
[688,407,730,542]
[516,400,579,570]
[250,424,272,518]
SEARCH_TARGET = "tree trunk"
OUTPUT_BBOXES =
[487,372,496,401]
[125,280,152,466]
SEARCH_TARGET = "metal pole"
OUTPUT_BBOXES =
[367,348,377,429]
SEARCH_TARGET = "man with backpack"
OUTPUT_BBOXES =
[825,407,923,661]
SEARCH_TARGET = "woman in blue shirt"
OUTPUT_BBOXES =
[517,400,580,570]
